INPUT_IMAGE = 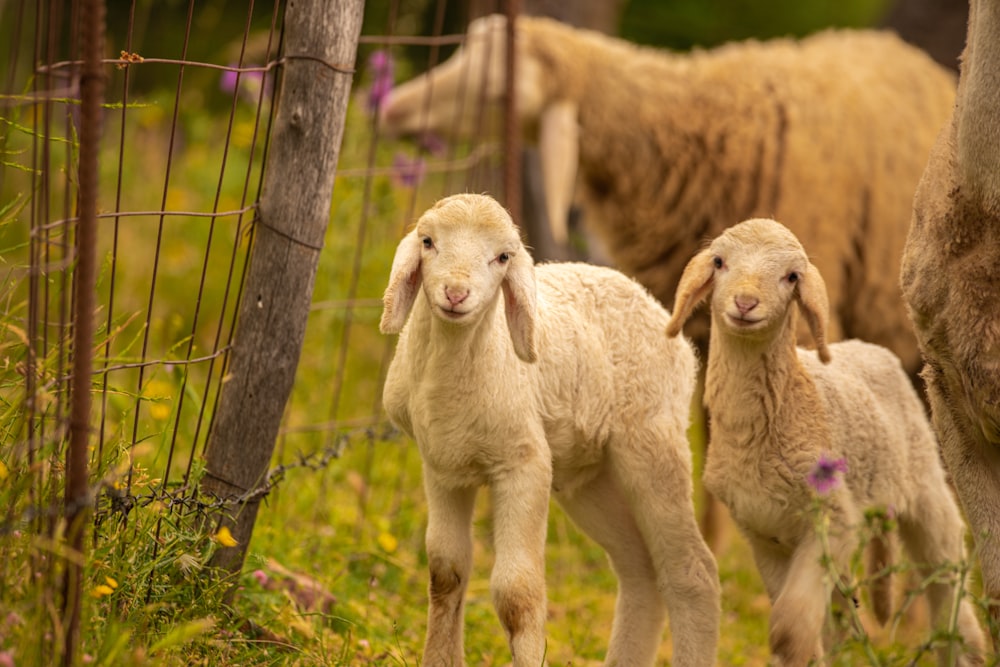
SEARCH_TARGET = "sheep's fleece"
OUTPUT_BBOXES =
[667,218,986,666]
[380,15,957,379]
[380,193,720,667]
[901,0,1000,649]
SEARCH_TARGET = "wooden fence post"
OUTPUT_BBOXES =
[201,0,364,574]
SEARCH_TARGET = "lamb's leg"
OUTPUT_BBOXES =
[768,536,827,667]
[897,487,987,666]
[488,459,551,667]
[747,535,791,603]
[558,466,667,667]
[422,476,477,667]
[608,422,721,667]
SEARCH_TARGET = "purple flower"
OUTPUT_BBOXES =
[220,64,269,104]
[220,68,239,94]
[367,50,394,113]
[392,152,426,188]
[807,453,848,495]
[419,131,448,156]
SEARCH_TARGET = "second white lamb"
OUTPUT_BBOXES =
[666,217,985,666]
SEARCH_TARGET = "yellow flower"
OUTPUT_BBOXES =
[142,379,173,422]
[214,526,238,547]
[0,460,8,481]
[377,532,398,554]
[91,584,114,598]
[104,576,118,589]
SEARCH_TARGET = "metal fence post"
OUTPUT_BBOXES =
[64,0,106,663]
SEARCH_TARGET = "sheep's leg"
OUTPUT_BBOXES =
[747,535,791,603]
[767,536,828,667]
[897,490,987,666]
[607,425,721,667]
[558,466,667,666]
[422,477,477,667]
[488,460,551,667]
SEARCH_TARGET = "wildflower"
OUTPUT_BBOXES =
[104,576,118,589]
[807,453,848,495]
[0,460,7,481]
[391,153,426,188]
[252,569,269,587]
[367,50,394,112]
[142,379,173,421]
[90,584,114,598]
[419,132,448,157]
[220,64,268,104]
[377,531,398,554]
[175,553,202,574]
[214,526,238,547]
[0,650,13,667]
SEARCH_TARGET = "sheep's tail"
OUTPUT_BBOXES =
[867,533,893,626]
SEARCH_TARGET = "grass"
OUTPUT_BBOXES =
[1,39,998,667]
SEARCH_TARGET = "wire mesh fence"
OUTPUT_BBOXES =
[0,0,517,661]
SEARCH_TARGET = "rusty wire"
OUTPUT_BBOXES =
[1,0,519,657]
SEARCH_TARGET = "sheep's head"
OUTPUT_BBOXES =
[380,193,538,362]
[378,14,545,140]
[666,218,831,363]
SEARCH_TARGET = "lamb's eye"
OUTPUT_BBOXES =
[422,236,433,249]
[787,271,799,283]
[497,252,510,264]
[712,256,724,269]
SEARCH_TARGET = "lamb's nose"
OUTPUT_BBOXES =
[735,295,759,314]
[445,287,468,306]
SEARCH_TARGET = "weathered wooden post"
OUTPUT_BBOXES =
[201,0,364,574]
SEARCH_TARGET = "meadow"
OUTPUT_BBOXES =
[1,2,997,665]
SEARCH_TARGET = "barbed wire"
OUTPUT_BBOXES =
[0,422,402,537]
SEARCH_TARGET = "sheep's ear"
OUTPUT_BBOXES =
[796,262,832,363]
[666,248,716,337]
[538,101,579,246]
[501,250,538,363]
[380,231,423,334]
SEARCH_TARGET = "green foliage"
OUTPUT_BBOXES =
[620,0,894,50]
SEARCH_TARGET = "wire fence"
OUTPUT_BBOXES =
[0,0,515,660]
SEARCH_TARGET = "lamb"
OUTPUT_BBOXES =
[380,193,720,666]
[379,14,957,383]
[666,218,986,666]
[900,0,1000,649]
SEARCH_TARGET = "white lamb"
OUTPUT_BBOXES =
[380,193,720,667]
[665,218,986,666]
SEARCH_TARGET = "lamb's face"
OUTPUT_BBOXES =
[415,195,524,326]
[707,219,811,341]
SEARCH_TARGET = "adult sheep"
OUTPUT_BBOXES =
[900,0,1000,649]
[380,193,720,666]
[379,14,956,380]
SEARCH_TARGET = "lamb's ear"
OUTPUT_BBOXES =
[501,249,538,363]
[666,248,716,338]
[380,231,423,334]
[538,101,579,246]
[796,262,832,363]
